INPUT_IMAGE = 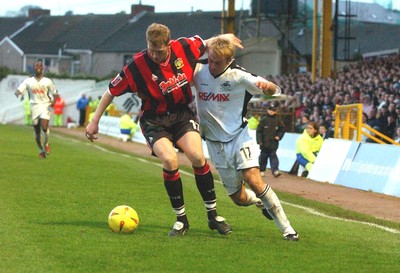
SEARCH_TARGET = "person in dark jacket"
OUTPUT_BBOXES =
[256,101,285,177]
[76,93,89,127]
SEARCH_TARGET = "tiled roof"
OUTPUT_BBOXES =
[11,14,131,54]
[94,11,228,53]
[8,11,232,55]
[337,2,400,25]
[0,17,33,39]
[286,21,400,59]
[3,4,398,61]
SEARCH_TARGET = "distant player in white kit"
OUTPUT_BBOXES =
[193,36,299,240]
[15,61,58,158]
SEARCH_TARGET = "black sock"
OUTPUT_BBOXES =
[193,163,218,220]
[163,169,188,224]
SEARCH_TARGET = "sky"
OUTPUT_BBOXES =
[0,0,252,16]
[1,0,399,17]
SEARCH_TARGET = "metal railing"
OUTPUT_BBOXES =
[334,103,399,146]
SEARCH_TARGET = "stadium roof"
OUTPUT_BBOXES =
[94,11,226,53]
[11,14,131,54]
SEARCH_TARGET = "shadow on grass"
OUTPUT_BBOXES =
[34,221,237,239]
[35,220,106,229]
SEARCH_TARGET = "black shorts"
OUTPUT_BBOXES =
[140,108,200,149]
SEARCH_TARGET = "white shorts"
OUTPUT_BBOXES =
[205,128,260,195]
[31,103,51,124]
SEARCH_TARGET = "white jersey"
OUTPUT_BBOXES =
[17,76,58,106]
[193,60,268,142]
[18,76,58,121]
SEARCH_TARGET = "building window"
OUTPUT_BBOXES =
[44,58,51,67]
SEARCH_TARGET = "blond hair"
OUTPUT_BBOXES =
[146,23,171,47]
[208,35,235,60]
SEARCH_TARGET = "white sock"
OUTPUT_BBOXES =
[258,187,296,236]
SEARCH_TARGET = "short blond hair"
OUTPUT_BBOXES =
[146,23,171,47]
[208,36,235,60]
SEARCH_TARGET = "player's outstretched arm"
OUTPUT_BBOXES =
[255,81,282,96]
[85,91,114,142]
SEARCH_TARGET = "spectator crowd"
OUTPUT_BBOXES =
[262,54,400,142]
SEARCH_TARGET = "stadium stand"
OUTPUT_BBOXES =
[265,54,400,142]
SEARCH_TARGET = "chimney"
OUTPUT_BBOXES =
[28,8,51,19]
[131,3,155,16]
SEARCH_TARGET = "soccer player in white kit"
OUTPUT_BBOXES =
[15,61,58,158]
[193,36,298,241]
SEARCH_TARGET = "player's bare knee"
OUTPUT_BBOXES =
[160,155,179,170]
[188,153,206,168]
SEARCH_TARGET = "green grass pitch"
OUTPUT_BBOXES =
[0,124,399,273]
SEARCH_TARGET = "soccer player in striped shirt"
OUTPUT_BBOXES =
[86,23,241,236]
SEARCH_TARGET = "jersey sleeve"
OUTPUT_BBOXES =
[17,79,28,95]
[108,69,135,97]
[186,35,206,58]
[48,79,58,95]
[240,72,269,96]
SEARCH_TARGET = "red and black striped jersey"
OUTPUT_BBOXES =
[108,35,205,115]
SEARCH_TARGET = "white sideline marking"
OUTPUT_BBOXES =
[281,202,400,234]
[56,135,400,234]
